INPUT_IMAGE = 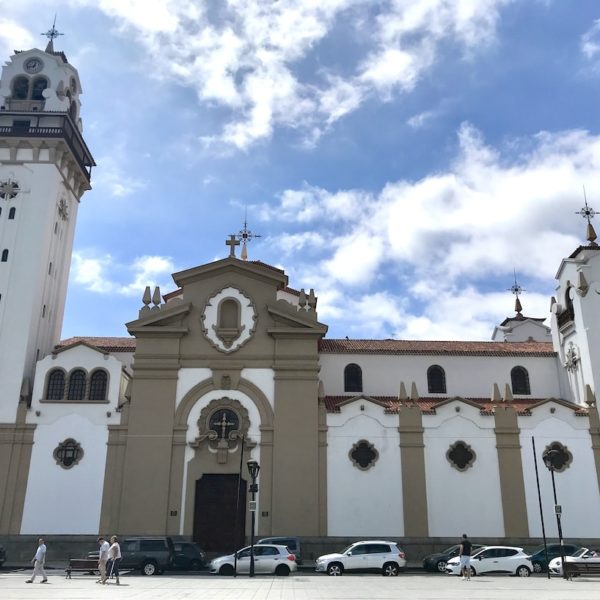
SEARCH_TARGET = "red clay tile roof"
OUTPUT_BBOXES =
[319,339,556,356]
[57,337,136,353]
[324,395,584,415]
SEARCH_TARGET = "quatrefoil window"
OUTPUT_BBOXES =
[0,180,19,200]
[447,441,476,472]
[349,439,379,471]
[544,442,573,472]
[208,409,240,440]
[53,438,84,469]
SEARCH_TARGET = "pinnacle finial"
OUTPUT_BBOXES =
[577,186,598,247]
[508,269,525,316]
[236,210,261,261]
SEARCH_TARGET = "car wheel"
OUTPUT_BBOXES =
[327,563,343,576]
[516,565,531,577]
[436,560,447,573]
[275,564,290,576]
[190,559,201,571]
[142,561,158,576]
[382,562,400,576]
[532,562,543,573]
[219,564,235,576]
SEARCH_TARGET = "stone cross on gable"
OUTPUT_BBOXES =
[226,234,240,257]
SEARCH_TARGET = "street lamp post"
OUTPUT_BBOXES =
[542,448,567,580]
[247,460,260,578]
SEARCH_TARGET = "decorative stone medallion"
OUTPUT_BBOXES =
[446,440,476,472]
[57,198,69,221]
[543,441,573,472]
[53,438,84,469]
[190,397,256,464]
[201,286,257,353]
[349,439,379,471]
[0,179,19,200]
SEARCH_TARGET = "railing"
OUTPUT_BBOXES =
[557,309,574,329]
[0,112,94,181]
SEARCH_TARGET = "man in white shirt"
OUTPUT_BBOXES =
[26,538,47,583]
[97,537,110,584]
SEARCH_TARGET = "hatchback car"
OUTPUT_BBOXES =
[548,548,600,576]
[257,536,302,565]
[316,540,406,576]
[527,543,582,573]
[0,543,6,567]
[210,544,297,576]
[446,546,532,577]
[422,543,484,573]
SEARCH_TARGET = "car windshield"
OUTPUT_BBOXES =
[441,545,460,554]
[573,548,589,558]
[340,545,356,555]
[529,545,546,555]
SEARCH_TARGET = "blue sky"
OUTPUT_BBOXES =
[3,1,600,341]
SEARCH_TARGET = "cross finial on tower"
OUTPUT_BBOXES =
[508,269,525,315]
[576,186,598,246]
[226,234,240,257]
[41,15,64,52]
[236,211,261,261]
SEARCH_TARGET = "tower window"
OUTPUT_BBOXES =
[1,249,8,262]
[48,262,52,275]
[67,369,87,401]
[31,77,48,101]
[12,76,29,100]
[89,370,108,401]
[8,207,15,219]
[46,369,66,400]
[511,366,531,395]
[344,363,363,393]
[427,365,447,394]
[42,304,46,318]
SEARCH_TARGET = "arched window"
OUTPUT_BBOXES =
[511,366,531,395]
[89,370,108,401]
[1,249,8,262]
[67,369,87,400]
[219,298,240,329]
[427,365,447,394]
[12,76,29,99]
[8,207,15,220]
[69,99,78,121]
[565,286,575,320]
[31,77,48,101]
[46,369,65,400]
[344,363,363,393]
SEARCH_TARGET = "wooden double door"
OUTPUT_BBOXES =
[193,474,246,553]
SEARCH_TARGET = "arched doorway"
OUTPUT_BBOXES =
[194,474,246,553]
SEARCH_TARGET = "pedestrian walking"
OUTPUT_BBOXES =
[26,538,48,583]
[108,536,121,585]
[459,533,473,580]
[97,536,110,584]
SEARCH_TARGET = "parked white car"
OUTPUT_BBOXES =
[446,546,532,577]
[315,540,406,576]
[209,544,297,576]
[548,548,600,576]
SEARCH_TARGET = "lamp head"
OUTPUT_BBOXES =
[542,448,558,471]
[247,460,260,479]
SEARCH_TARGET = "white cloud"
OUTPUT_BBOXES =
[267,124,598,339]
[581,18,600,61]
[0,18,34,58]
[71,251,175,297]
[66,0,512,149]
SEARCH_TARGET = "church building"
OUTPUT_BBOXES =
[1,39,600,556]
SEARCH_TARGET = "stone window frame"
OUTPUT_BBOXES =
[427,364,447,394]
[53,438,84,469]
[511,366,531,395]
[348,439,379,471]
[446,440,476,472]
[544,441,573,473]
[344,363,363,393]
[42,367,110,403]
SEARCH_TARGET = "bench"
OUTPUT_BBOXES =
[65,558,98,579]
[563,561,600,580]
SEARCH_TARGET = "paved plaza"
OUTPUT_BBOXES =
[0,571,599,600]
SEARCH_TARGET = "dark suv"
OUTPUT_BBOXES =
[0,543,6,567]
[172,541,206,570]
[120,537,175,575]
[528,543,582,573]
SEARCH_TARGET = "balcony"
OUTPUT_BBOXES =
[0,111,95,181]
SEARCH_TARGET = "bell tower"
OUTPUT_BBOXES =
[0,28,95,423]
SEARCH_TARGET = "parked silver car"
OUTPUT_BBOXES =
[316,540,406,576]
[210,544,297,576]
[548,548,600,576]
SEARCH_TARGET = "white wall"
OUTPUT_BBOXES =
[327,399,403,536]
[423,401,505,536]
[320,354,563,400]
[519,403,600,538]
